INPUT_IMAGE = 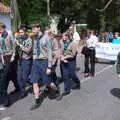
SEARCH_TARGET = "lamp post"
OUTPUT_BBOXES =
[47,0,50,16]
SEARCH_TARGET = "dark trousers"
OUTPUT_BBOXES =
[51,64,57,85]
[84,48,96,75]
[17,59,32,94]
[61,59,80,92]
[0,64,10,105]
[0,55,20,105]
[9,60,20,90]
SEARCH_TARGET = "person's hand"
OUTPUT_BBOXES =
[60,55,68,63]
[60,55,65,61]
[15,40,20,46]
[10,56,15,62]
[46,68,51,75]
[63,59,68,63]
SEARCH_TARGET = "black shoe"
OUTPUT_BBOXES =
[30,98,42,111]
[44,87,49,94]
[19,92,28,99]
[84,73,90,78]
[62,91,70,96]
[72,83,81,90]
[90,74,95,77]
[10,89,20,94]
[55,90,63,101]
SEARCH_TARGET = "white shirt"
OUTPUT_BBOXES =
[86,35,98,48]
[73,32,80,41]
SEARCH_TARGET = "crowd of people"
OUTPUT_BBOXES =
[0,22,120,112]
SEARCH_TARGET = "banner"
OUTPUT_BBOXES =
[95,42,120,61]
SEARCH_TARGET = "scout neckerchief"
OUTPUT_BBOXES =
[19,36,28,59]
[63,40,71,52]
[1,31,8,50]
[0,35,4,53]
[34,33,44,57]
[2,31,8,39]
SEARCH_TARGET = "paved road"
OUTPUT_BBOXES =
[1,55,120,120]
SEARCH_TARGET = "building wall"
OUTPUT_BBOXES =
[0,13,11,33]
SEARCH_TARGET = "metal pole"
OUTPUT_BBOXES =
[47,0,50,16]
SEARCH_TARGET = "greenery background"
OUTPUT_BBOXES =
[4,0,120,33]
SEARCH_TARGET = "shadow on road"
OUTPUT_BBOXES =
[110,88,120,99]
[9,92,21,106]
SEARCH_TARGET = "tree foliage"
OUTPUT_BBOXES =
[4,0,120,32]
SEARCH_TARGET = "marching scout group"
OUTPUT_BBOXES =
[0,22,102,111]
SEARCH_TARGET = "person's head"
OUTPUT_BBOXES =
[53,34,62,41]
[19,27,27,37]
[14,31,20,38]
[31,23,41,35]
[69,25,74,31]
[0,23,6,34]
[45,29,53,38]
[85,29,90,37]
[114,32,120,38]
[90,30,95,36]
[62,32,69,41]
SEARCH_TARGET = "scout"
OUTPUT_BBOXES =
[12,27,32,99]
[0,23,19,110]
[30,23,60,110]
[60,32,81,96]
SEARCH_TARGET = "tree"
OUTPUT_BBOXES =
[50,0,88,32]
[5,0,120,32]
[17,0,51,28]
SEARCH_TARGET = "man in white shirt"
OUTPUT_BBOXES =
[84,30,98,77]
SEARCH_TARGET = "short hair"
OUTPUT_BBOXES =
[53,33,62,39]
[0,23,6,29]
[31,23,40,28]
[63,32,69,36]
[19,27,28,33]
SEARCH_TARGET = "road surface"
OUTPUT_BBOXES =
[0,55,120,120]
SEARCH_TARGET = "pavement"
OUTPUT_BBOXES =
[0,55,120,120]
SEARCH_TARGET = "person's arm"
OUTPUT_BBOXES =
[17,38,32,54]
[46,39,52,69]
[63,42,77,59]
[0,38,5,64]
[11,38,17,62]
[59,40,64,56]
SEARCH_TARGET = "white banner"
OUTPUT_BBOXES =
[95,42,120,61]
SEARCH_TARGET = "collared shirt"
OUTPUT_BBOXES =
[18,37,32,59]
[86,35,98,48]
[33,34,52,68]
[60,39,77,59]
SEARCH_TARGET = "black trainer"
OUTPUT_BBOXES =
[30,98,42,111]
[19,92,28,99]
[72,82,81,90]
[55,90,63,101]
[10,89,20,94]
[62,91,71,96]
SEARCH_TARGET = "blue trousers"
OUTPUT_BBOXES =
[61,59,80,92]
[17,59,32,94]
